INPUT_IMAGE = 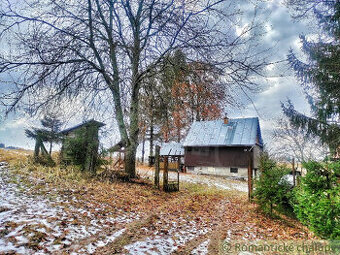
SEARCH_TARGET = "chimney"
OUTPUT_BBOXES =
[223,115,229,124]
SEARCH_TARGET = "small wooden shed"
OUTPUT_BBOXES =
[157,142,184,192]
[159,142,184,171]
[60,119,105,172]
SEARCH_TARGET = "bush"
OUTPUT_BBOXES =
[292,161,340,239]
[253,154,291,216]
[33,155,56,167]
[62,128,104,172]
[63,132,87,166]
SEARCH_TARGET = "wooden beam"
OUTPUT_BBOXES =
[177,156,180,191]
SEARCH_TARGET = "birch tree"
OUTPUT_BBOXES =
[271,117,329,162]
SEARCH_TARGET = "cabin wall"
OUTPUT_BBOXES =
[184,146,255,179]
[253,144,262,169]
[187,166,249,179]
[185,146,250,168]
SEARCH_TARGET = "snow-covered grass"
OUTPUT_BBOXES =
[124,218,211,254]
[191,239,210,255]
[79,228,126,254]
[0,161,138,254]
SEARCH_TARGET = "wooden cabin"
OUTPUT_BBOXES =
[183,117,263,179]
[60,119,105,172]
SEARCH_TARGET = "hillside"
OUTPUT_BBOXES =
[0,149,314,255]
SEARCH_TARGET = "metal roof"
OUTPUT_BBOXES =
[60,119,105,134]
[160,142,184,156]
[183,117,263,147]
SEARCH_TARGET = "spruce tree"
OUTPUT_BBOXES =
[283,1,340,154]
[41,112,63,154]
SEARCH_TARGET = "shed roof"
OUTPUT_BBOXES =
[183,117,263,147]
[160,142,184,156]
[60,119,105,134]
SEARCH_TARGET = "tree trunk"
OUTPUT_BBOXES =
[177,129,181,143]
[109,78,136,177]
[124,143,137,178]
[49,141,52,155]
[149,124,154,166]
[40,140,49,155]
[124,87,140,178]
[141,136,145,163]
[123,25,142,178]
[124,102,139,178]
[34,138,40,158]
[292,158,296,187]
[270,203,273,216]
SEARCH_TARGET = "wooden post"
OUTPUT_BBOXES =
[154,145,160,188]
[177,156,180,191]
[248,164,252,201]
[163,156,169,191]
[292,157,296,187]
[148,125,154,166]
[248,149,253,202]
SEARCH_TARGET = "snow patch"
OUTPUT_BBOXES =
[85,228,126,254]
[0,164,139,254]
[124,219,211,254]
[191,239,210,255]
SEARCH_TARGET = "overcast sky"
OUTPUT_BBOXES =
[0,0,314,153]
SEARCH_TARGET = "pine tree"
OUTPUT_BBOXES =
[283,1,340,155]
[41,112,63,154]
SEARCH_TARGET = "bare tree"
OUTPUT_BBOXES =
[271,117,329,162]
[0,0,269,178]
[284,0,335,19]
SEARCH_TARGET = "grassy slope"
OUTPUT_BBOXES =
[0,149,314,254]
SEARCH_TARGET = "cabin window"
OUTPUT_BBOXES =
[230,167,238,173]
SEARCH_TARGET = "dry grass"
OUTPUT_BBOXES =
[0,149,94,185]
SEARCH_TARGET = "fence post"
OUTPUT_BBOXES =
[154,145,160,188]
[176,156,180,191]
[248,150,253,202]
[163,156,169,191]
